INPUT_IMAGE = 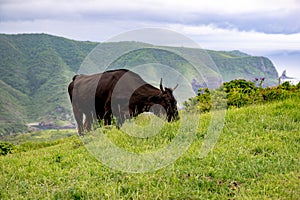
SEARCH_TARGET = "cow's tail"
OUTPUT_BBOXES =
[68,75,79,103]
[72,75,79,81]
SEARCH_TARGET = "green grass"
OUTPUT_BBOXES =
[0,96,299,199]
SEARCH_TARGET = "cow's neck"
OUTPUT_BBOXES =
[131,84,161,113]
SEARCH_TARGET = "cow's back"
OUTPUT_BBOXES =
[95,69,146,97]
[70,69,136,105]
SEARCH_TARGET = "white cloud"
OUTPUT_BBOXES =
[1,0,299,30]
[2,17,298,52]
[168,24,300,52]
[5,0,296,15]
[0,0,299,52]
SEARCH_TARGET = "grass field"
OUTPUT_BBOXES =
[1,96,299,199]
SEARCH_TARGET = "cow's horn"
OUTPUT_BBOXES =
[160,78,164,91]
[172,84,178,91]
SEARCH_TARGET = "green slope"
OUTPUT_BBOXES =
[1,96,299,199]
[0,34,97,135]
[0,34,279,136]
[0,80,30,136]
[208,50,278,85]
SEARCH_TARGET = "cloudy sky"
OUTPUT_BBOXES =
[1,0,300,78]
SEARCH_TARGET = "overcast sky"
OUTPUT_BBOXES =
[1,0,300,78]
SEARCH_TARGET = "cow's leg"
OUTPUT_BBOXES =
[84,113,92,132]
[73,106,84,135]
[116,115,124,128]
[96,109,102,125]
[116,111,130,128]
[104,111,112,125]
[84,110,97,131]
[104,100,112,126]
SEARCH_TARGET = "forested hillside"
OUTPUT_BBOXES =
[0,34,279,136]
[0,34,97,135]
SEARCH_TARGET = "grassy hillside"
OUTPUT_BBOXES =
[208,50,278,85]
[0,34,279,136]
[1,95,299,199]
[0,80,30,133]
[0,34,97,136]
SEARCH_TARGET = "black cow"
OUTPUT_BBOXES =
[68,69,179,135]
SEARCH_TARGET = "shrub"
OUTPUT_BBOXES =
[183,79,300,112]
[223,79,258,107]
[0,142,15,156]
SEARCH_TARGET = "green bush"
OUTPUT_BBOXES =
[223,79,258,107]
[0,142,15,156]
[184,79,300,112]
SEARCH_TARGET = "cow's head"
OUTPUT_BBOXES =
[149,79,180,122]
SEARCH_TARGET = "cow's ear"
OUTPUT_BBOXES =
[148,95,161,103]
